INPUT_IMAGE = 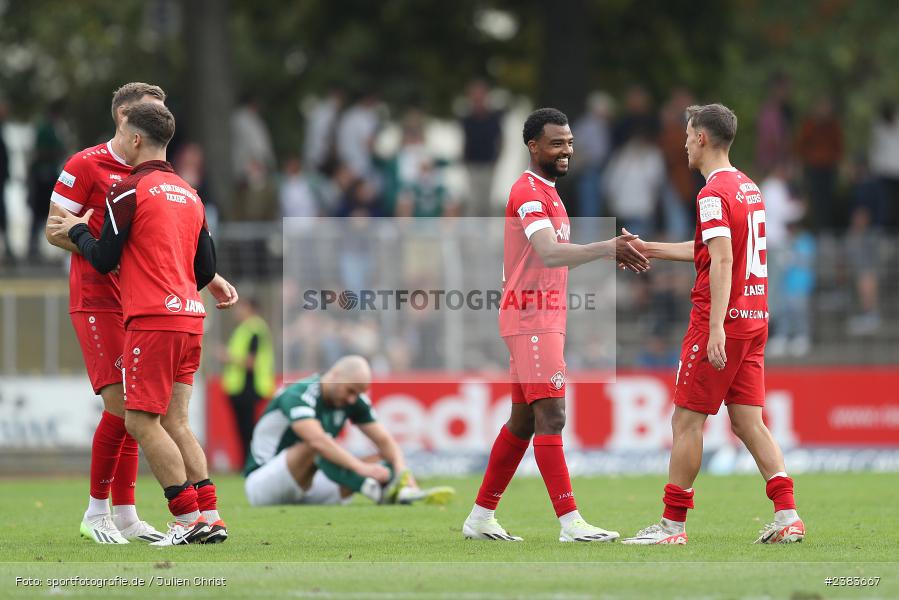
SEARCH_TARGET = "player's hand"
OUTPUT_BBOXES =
[618,227,651,271]
[208,274,239,309]
[47,208,93,238]
[358,463,391,484]
[707,325,727,371]
[614,230,650,273]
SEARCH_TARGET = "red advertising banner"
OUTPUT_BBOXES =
[205,368,899,472]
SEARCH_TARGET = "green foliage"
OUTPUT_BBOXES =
[0,0,185,142]
[3,1,899,162]
[721,0,899,163]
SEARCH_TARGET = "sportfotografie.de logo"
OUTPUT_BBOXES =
[302,289,598,312]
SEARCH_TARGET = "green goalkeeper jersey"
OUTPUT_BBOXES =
[243,374,376,476]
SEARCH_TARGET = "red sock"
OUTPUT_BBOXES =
[475,425,530,510]
[533,434,577,517]
[662,483,695,522]
[167,485,199,518]
[90,412,127,500]
[766,475,796,511]
[111,434,139,506]
[195,480,218,512]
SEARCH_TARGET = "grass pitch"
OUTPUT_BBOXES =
[1,472,897,598]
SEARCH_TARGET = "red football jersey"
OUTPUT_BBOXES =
[103,161,208,333]
[52,141,130,313]
[499,170,571,337]
[689,167,769,338]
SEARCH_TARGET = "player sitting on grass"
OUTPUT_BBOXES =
[243,355,454,506]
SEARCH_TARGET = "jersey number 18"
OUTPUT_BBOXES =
[745,209,767,280]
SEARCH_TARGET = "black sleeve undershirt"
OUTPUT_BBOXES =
[194,227,217,290]
[69,216,128,274]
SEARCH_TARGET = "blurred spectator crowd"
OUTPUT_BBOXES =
[2,73,898,371]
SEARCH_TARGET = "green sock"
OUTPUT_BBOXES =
[315,457,394,492]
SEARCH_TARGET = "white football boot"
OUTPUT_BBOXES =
[118,520,165,543]
[80,514,129,544]
[462,516,523,541]
[559,519,619,543]
[397,485,456,505]
[621,522,688,545]
[150,516,211,546]
[754,518,805,544]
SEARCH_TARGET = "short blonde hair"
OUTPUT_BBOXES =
[111,82,166,124]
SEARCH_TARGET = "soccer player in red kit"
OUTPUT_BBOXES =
[45,83,237,544]
[50,103,227,546]
[462,108,650,542]
[621,104,804,545]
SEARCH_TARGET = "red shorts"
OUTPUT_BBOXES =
[673,327,767,415]
[504,333,566,404]
[71,311,125,394]
[123,329,202,415]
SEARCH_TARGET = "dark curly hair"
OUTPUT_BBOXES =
[522,108,568,145]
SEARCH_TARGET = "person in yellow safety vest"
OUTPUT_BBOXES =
[222,298,275,461]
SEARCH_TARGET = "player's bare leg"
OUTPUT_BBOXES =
[506,401,536,439]
[126,410,188,487]
[162,383,227,542]
[464,402,533,541]
[727,404,784,478]
[100,383,126,417]
[532,398,618,542]
[162,384,209,483]
[285,441,319,490]
[728,404,804,543]
[127,408,208,545]
[668,406,708,488]
[623,406,706,545]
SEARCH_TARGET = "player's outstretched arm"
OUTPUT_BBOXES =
[291,419,391,483]
[357,422,406,474]
[530,228,650,272]
[622,227,694,262]
[45,203,82,254]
